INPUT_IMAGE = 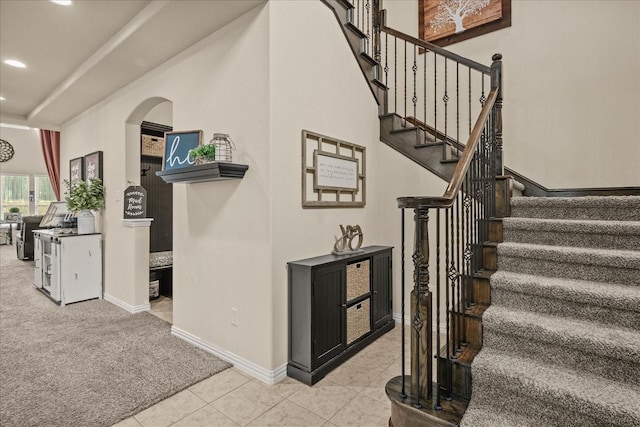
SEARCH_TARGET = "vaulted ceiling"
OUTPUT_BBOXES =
[0,0,264,130]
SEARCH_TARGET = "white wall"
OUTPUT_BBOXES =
[0,127,46,175]
[384,0,640,189]
[57,0,485,381]
[269,0,447,371]
[62,4,273,371]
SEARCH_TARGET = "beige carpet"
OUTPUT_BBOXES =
[0,244,231,427]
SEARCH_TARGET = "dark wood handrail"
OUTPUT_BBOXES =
[381,26,492,75]
[397,88,498,209]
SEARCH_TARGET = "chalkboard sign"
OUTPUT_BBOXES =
[123,186,147,219]
[162,130,203,171]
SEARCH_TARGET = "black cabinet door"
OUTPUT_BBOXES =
[371,251,392,329]
[312,264,346,369]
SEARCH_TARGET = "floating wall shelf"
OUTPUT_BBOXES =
[156,162,249,184]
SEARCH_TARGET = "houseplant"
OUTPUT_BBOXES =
[8,207,20,213]
[63,178,105,234]
[189,144,215,165]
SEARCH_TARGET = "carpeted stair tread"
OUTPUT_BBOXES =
[498,242,640,269]
[460,402,540,427]
[510,196,640,221]
[491,271,640,313]
[503,217,640,250]
[483,305,640,364]
[470,347,640,426]
[497,242,640,284]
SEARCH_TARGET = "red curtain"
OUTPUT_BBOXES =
[39,129,61,201]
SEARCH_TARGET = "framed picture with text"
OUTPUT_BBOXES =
[69,157,84,185]
[162,130,203,171]
[84,151,103,184]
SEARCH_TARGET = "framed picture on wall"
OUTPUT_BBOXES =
[419,0,511,47]
[162,130,202,171]
[84,151,103,183]
[69,157,84,185]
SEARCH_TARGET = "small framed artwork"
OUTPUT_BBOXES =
[302,130,366,208]
[419,0,511,47]
[69,157,84,185]
[84,151,103,183]
[162,130,203,171]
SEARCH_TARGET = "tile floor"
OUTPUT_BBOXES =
[114,307,413,427]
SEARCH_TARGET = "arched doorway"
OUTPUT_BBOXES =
[125,97,174,321]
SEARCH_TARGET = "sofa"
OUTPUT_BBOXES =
[16,215,44,260]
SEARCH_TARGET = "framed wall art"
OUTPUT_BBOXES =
[84,151,103,183]
[162,130,203,171]
[302,130,366,208]
[69,157,84,185]
[419,0,511,47]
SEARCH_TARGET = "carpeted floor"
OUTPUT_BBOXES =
[0,244,231,427]
[460,196,640,427]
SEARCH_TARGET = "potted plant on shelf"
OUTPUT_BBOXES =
[63,178,105,234]
[8,207,20,213]
[189,144,216,165]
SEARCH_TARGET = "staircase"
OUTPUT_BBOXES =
[320,1,640,426]
[462,196,640,426]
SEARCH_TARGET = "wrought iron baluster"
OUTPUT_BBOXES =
[394,36,397,115]
[404,40,407,123]
[434,52,438,158]
[412,45,417,130]
[456,62,460,158]
[401,208,407,398]
[365,0,370,57]
[435,209,442,410]
[442,59,449,161]
[423,46,427,140]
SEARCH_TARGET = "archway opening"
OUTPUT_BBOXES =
[125,97,174,321]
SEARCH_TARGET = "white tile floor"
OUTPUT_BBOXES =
[115,304,411,427]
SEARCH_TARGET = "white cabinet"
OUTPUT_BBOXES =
[33,230,102,306]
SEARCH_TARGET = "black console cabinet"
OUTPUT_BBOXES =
[287,246,394,385]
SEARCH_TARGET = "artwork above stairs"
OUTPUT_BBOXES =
[461,196,640,427]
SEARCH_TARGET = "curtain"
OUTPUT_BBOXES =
[39,129,61,201]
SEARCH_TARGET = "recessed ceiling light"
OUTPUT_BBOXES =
[0,96,5,101]
[51,0,73,5]
[4,59,27,68]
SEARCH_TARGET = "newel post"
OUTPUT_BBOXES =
[410,208,432,408]
[491,53,504,175]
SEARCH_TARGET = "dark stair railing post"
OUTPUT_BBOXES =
[410,208,431,408]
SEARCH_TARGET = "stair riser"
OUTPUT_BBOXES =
[473,277,491,305]
[482,246,496,270]
[491,288,640,330]
[451,312,482,347]
[498,255,640,285]
[437,358,471,400]
[503,229,640,251]
[483,331,640,386]
[488,219,503,243]
[467,378,631,427]
[511,205,640,222]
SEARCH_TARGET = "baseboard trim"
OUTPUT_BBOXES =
[103,293,150,313]
[171,325,287,385]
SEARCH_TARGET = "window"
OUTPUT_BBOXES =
[0,174,56,216]
[0,175,29,215]
[35,176,55,215]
